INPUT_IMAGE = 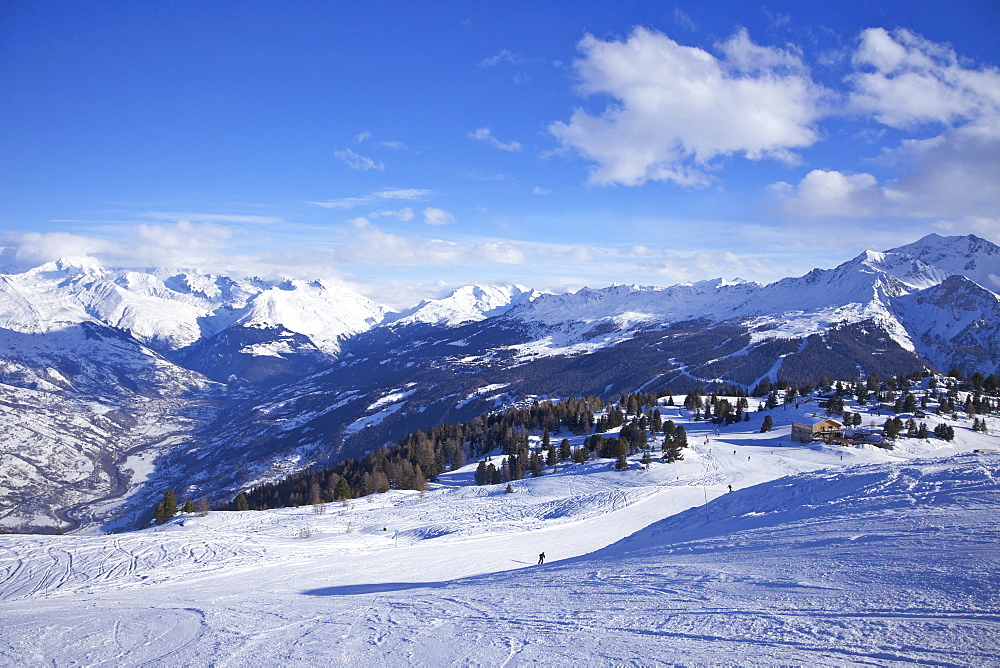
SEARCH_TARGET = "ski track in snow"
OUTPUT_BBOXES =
[1,404,1000,665]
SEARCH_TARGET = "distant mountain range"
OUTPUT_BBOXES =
[1,233,998,533]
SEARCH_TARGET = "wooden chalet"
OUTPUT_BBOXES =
[791,418,845,443]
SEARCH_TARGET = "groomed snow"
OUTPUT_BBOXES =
[1,399,998,665]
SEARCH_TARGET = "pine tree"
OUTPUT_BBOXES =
[760,415,773,433]
[234,493,249,512]
[933,423,955,441]
[614,437,629,470]
[663,433,684,463]
[559,438,572,461]
[162,490,178,518]
[182,501,196,514]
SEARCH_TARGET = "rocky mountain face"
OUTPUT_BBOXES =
[1,234,998,532]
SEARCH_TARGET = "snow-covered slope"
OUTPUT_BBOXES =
[1,402,996,665]
[0,321,219,532]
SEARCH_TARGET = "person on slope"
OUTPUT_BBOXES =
[538,552,545,565]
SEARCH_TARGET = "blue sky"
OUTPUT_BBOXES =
[2,1,999,306]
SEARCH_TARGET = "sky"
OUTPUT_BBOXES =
[2,1,999,307]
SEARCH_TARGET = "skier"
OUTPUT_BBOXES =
[538,552,545,565]
[728,484,732,493]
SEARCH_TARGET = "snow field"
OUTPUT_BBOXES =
[0,398,998,665]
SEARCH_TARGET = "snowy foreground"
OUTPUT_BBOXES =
[2,407,1000,665]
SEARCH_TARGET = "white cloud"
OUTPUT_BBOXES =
[355,131,372,143]
[772,169,895,217]
[773,122,1000,221]
[334,148,385,171]
[890,121,1000,218]
[423,207,455,226]
[380,140,408,150]
[377,188,431,200]
[469,127,523,152]
[638,249,772,285]
[775,29,1000,225]
[331,225,526,267]
[141,212,280,225]
[848,28,1000,129]
[672,8,698,32]
[480,49,520,67]
[311,188,431,209]
[550,27,828,187]
[371,207,415,222]
[6,232,113,267]
[4,221,235,272]
[532,187,552,195]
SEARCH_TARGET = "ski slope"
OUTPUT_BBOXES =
[1,403,999,665]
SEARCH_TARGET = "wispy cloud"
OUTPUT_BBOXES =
[334,148,384,171]
[469,127,523,152]
[370,207,415,222]
[310,188,432,209]
[480,49,520,67]
[329,223,526,267]
[141,211,281,225]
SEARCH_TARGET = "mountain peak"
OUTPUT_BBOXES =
[883,233,1000,292]
[385,282,539,328]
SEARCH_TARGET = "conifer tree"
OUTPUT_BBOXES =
[234,493,249,511]
[760,415,773,433]
[559,438,572,461]
[530,451,544,477]
[163,490,178,518]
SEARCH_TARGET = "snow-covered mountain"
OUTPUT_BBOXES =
[2,233,999,532]
[384,282,540,328]
[482,234,1000,379]
[0,258,384,355]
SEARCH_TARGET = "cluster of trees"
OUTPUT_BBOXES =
[880,417,961,442]
[231,397,606,510]
[153,490,208,525]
